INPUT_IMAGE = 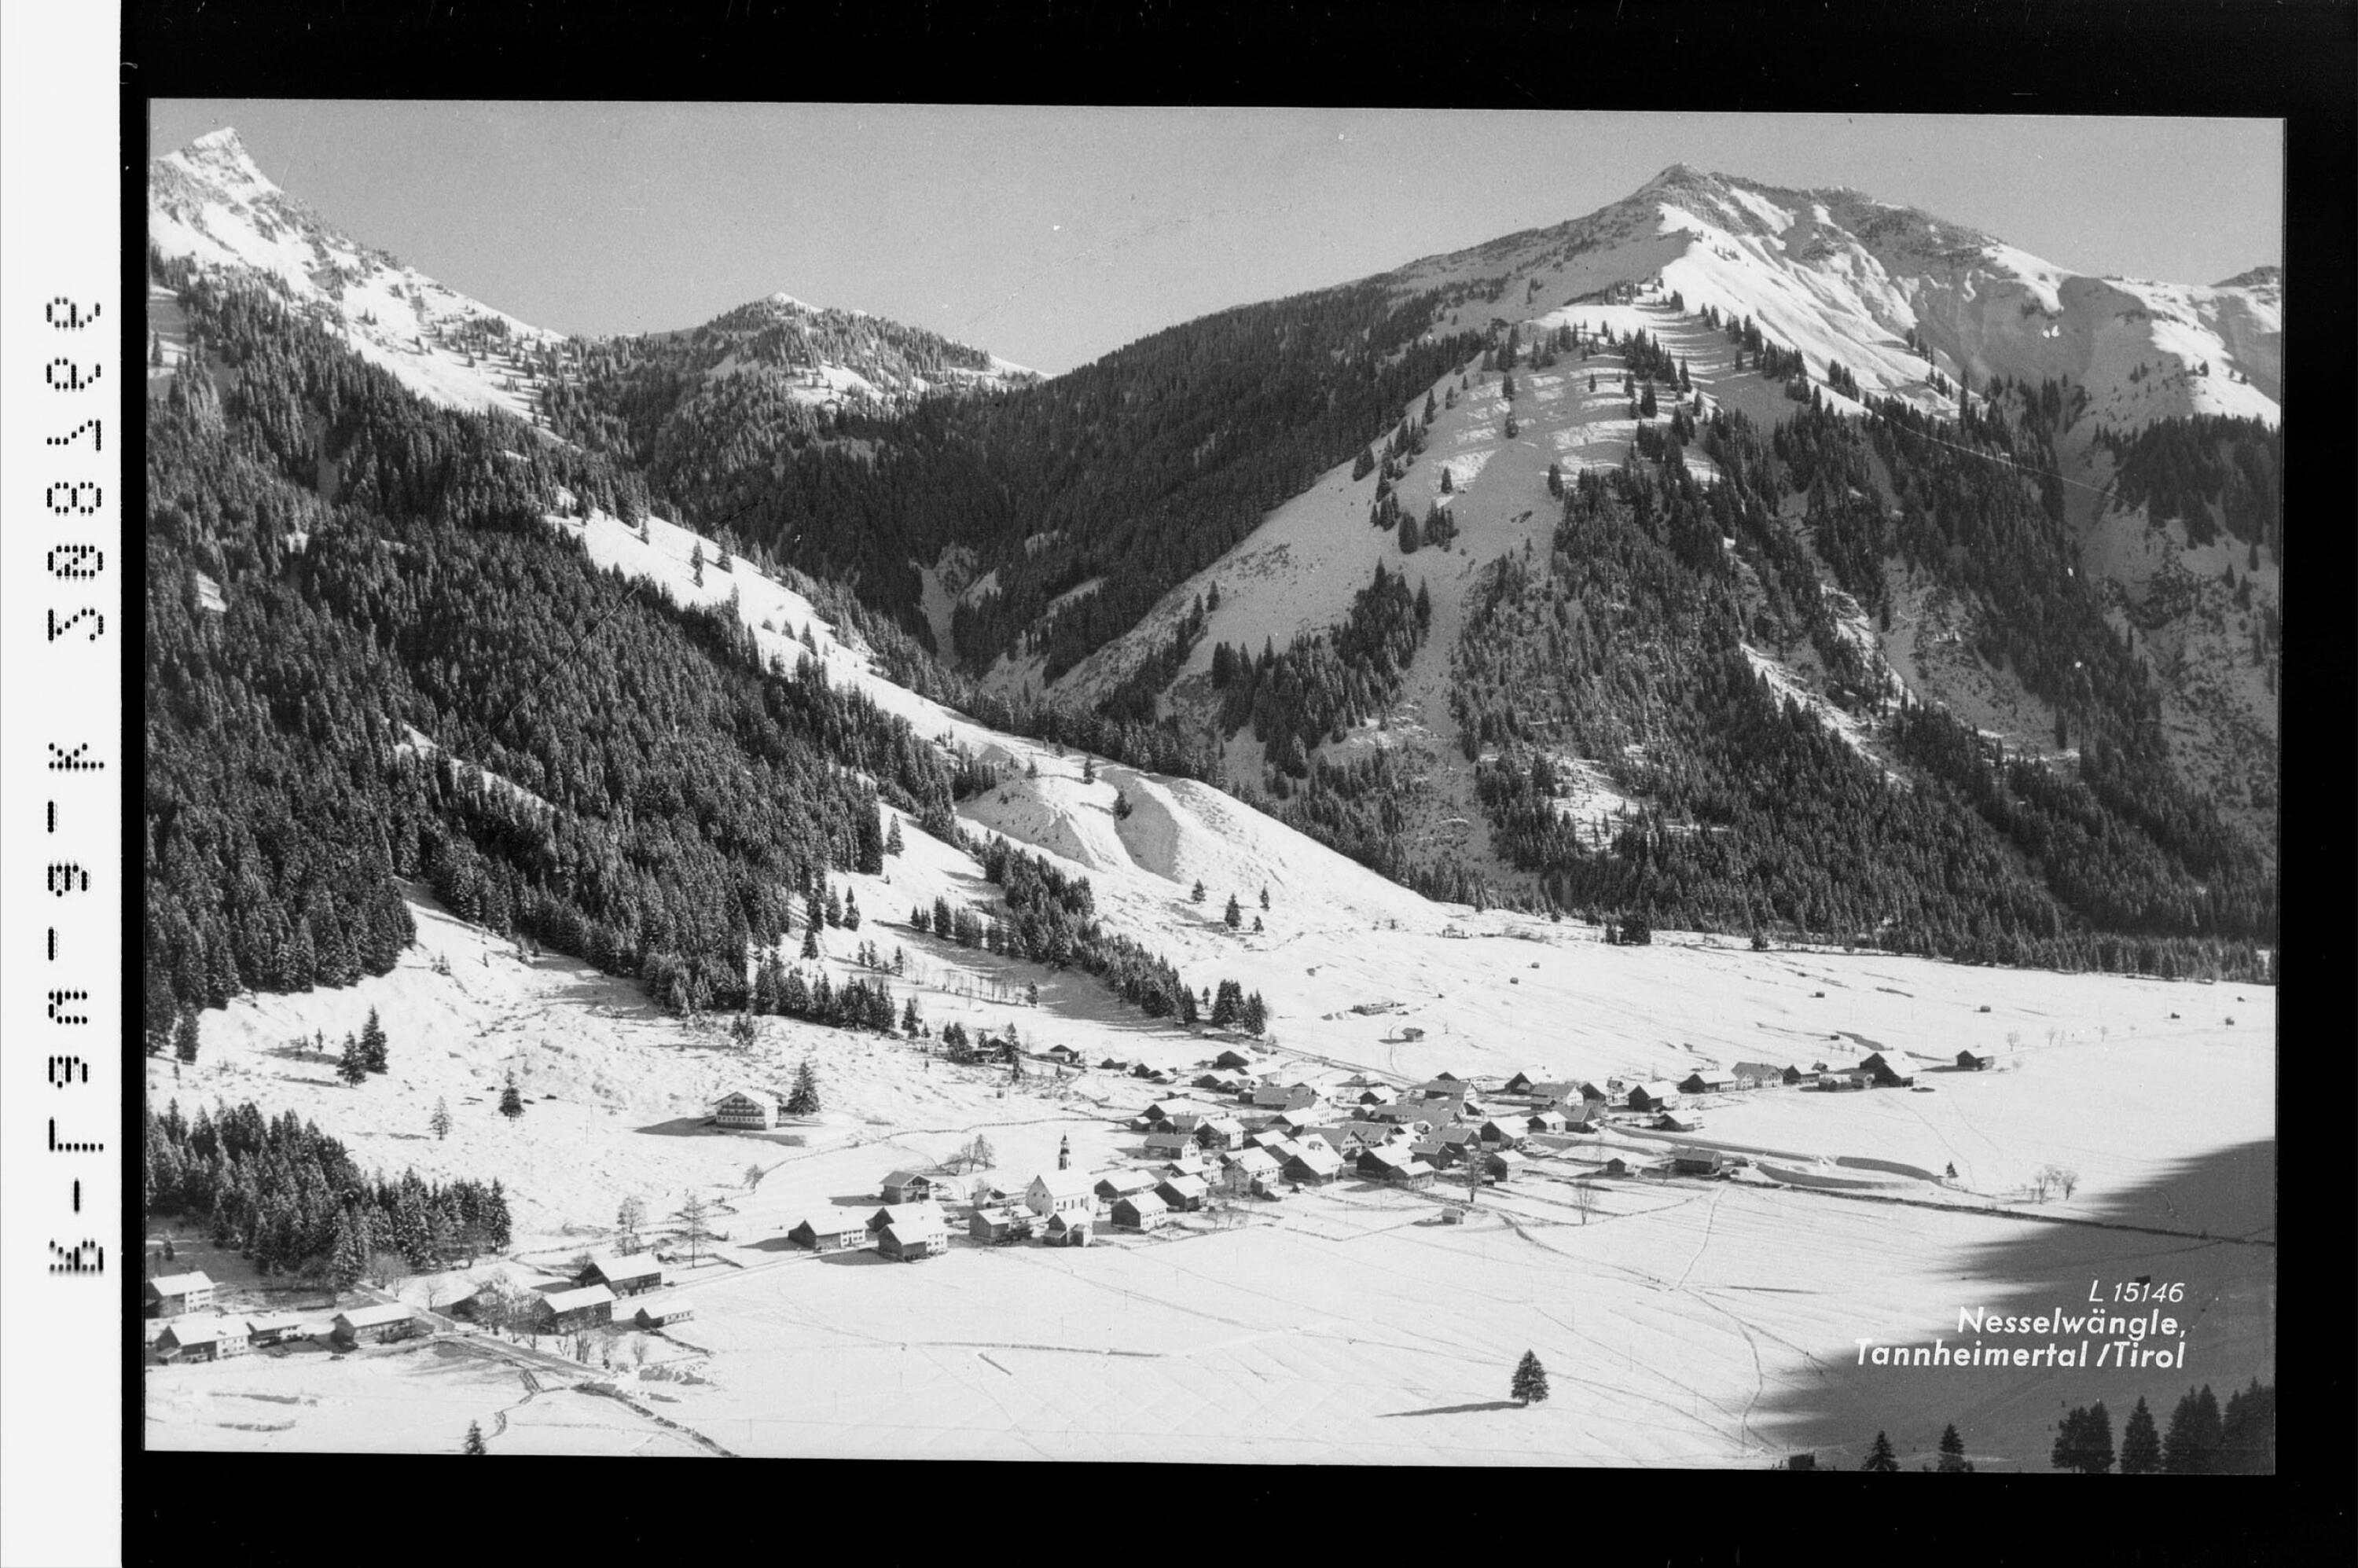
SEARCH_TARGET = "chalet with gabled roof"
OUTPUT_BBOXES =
[144,1271,215,1319]
[789,1216,867,1252]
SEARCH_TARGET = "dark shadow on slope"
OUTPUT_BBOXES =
[1749,1140,2275,1472]
[1377,1400,1525,1418]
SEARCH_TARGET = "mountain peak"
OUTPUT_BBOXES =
[2214,264,2280,291]
[161,125,280,199]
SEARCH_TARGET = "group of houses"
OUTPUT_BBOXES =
[144,1269,434,1362]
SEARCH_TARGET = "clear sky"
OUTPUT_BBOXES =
[151,102,2282,377]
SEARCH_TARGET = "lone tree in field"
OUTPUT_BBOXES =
[616,1195,647,1252]
[787,1056,821,1114]
[674,1192,714,1267]
[464,1421,487,1455]
[1860,1431,1901,1472]
[173,1008,201,1066]
[498,1075,524,1118]
[1511,1350,1550,1405]
[360,1007,390,1073]
[429,1098,453,1140]
[1224,894,1243,930]
[1191,879,1207,904]
[337,1034,370,1087]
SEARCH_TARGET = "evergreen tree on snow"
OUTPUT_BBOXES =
[2118,1396,2162,1474]
[173,1008,201,1066]
[787,1056,821,1115]
[885,816,905,856]
[1259,885,1270,910]
[1191,879,1207,904]
[800,924,821,961]
[1937,1422,1970,1471]
[689,542,706,586]
[464,1420,487,1454]
[1860,1431,1900,1472]
[336,1033,369,1086]
[360,1007,389,1073]
[1224,894,1243,929]
[498,1076,524,1118]
[1511,1350,1549,1405]
[429,1098,453,1140]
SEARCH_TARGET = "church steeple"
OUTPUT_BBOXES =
[1058,1134,1071,1171]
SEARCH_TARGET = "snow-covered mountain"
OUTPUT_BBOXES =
[147,129,1034,432]
[1393,163,2279,430]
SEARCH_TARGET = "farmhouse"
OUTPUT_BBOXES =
[1783,1065,1815,1085]
[1213,1049,1259,1071]
[968,1206,1031,1244]
[1678,1071,1735,1095]
[1859,1052,1915,1088]
[1142,1131,1194,1159]
[533,1285,616,1333]
[578,1254,664,1296]
[1501,1070,1551,1094]
[1112,1192,1171,1231]
[1094,1170,1157,1203]
[867,1203,937,1235]
[1357,1148,1438,1188]
[1821,1072,1871,1092]
[332,1302,421,1346]
[1045,1212,1092,1247]
[1251,1083,1320,1111]
[1526,1081,1581,1104]
[632,1295,694,1329]
[709,1085,792,1130]
[1025,1170,1096,1220]
[880,1170,936,1204]
[788,1217,868,1252]
[1284,1144,1345,1184]
[144,1271,215,1318]
[1485,1149,1530,1183]
[1478,1118,1524,1148]
[1528,1110,1568,1135]
[156,1317,248,1361]
[878,1206,949,1261]
[1600,1157,1631,1177]
[1155,1173,1211,1212]
[1672,1148,1731,1176]
[1193,1117,1244,1151]
[1956,1050,1989,1070]
[1654,1113,1700,1133]
[1221,1148,1282,1195]
[1626,1082,1680,1112]
[241,1312,308,1347]
[1041,1044,1083,1066]
[1730,1061,1784,1089]
[1354,1086,1399,1107]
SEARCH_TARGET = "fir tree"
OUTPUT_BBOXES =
[2118,1396,2162,1474]
[1860,1431,1900,1472]
[1511,1350,1549,1405]
[787,1056,821,1115]
[1224,894,1243,929]
[825,887,843,927]
[1937,1422,1971,1471]
[498,1076,524,1118]
[689,542,706,586]
[1191,879,1207,904]
[844,894,862,931]
[885,817,905,856]
[801,924,821,961]
[1240,991,1268,1034]
[360,1007,389,1073]
[464,1420,487,1455]
[1259,886,1270,910]
[336,1034,369,1086]
[1083,755,1097,784]
[173,1008,201,1066]
[430,1098,453,1140]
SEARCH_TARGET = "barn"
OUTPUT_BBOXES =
[633,1295,695,1329]
[156,1317,248,1362]
[1213,1049,1259,1071]
[710,1086,791,1131]
[1193,1117,1244,1151]
[1502,1070,1551,1094]
[1528,1110,1568,1135]
[1673,1148,1730,1176]
[1678,1071,1736,1096]
[332,1302,421,1346]
[1045,1212,1092,1247]
[1782,1065,1813,1085]
[578,1254,665,1296]
[1956,1051,1989,1070]
[788,1217,868,1252]
[1355,1086,1398,1107]
[1142,1131,1194,1159]
[1626,1082,1680,1112]
[1478,1118,1524,1148]
[880,1170,936,1204]
[144,1270,215,1319]
[1357,1148,1437,1188]
[1155,1173,1210,1212]
[533,1285,616,1334]
[1094,1170,1157,1203]
[877,1203,949,1261]
[1485,1149,1530,1183]
[1284,1144,1344,1184]
[1112,1192,1172,1230]
[1600,1157,1631,1177]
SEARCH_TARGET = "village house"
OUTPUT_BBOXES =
[1258,1137,1305,1167]
[1355,1085,1399,1107]
[1955,1050,1989,1070]
[1501,1070,1552,1094]
[1526,1081,1581,1104]
[968,1206,1031,1244]
[1251,1083,1320,1111]
[1599,1157,1631,1177]
[533,1285,616,1334]
[1041,1044,1083,1067]
[1094,1170,1157,1204]
[1672,1148,1731,1176]
[1142,1130,1194,1159]
[1155,1173,1211,1213]
[867,1202,938,1235]
[880,1170,936,1204]
[1357,1147,1438,1188]
[1783,1064,1816,1085]
[1678,1070,1736,1096]
[156,1317,248,1362]
[1025,1170,1096,1221]
[1112,1192,1171,1231]
[332,1302,421,1346]
[878,1205,949,1261]
[1213,1049,1259,1071]
[241,1312,308,1347]
[1221,1147,1282,1195]
[1821,1072,1871,1092]
[1729,1061,1784,1089]
[144,1270,215,1319]
[1045,1211,1092,1247]
[578,1254,665,1296]
[1859,1052,1915,1088]
[1486,1149,1530,1184]
[1527,1110,1569,1136]
[1654,1112,1700,1133]
[789,1216,869,1252]
[1193,1116,1244,1152]
[1626,1081,1680,1113]
[710,1085,793,1131]
[1477,1118,1524,1148]
[633,1295,694,1329]
[1284,1144,1345,1185]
